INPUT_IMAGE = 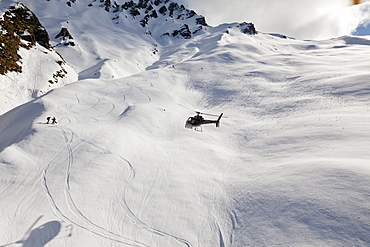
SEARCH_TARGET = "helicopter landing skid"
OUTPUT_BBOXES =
[193,126,203,132]
[185,123,202,132]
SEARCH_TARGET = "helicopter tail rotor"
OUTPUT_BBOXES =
[216,113,223,127]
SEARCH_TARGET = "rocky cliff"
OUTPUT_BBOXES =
[0,1,77,114]
[0,2,50,74]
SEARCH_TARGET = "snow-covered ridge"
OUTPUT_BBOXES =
[53,0,257,41]
[111,0,209,40]
[12,0,256,81]
[49,0,210,41]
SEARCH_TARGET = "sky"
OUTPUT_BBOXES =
[176,0,365,40]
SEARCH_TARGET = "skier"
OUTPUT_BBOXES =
[46,117,51,124]
[51,117,57,124]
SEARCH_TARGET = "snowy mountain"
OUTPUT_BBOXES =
[352,2,370,35]
[0,0,77,115]
[1,0,370,247]
[0,0,256,113]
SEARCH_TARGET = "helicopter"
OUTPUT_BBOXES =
[185,111,224,131]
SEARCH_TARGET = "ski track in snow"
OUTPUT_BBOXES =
[119,161,193,247]
[56,79,154,124]
[118,142,193,247]
[41,125,148,246]
[127,80,153,104]
[41,76,193,246]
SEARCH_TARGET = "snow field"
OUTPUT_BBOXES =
[1,0,370,246]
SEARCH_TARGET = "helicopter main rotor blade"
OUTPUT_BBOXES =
[178,104,195,111]
[201,113,219,117]
[179,104,226,117]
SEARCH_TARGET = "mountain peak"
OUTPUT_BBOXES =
[58,0,210,41]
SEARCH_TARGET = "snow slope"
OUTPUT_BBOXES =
[1,1,370,246]
[352,2,370,35]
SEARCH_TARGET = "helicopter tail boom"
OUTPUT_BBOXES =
[216,113,223,127]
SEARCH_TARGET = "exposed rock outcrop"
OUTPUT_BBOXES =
[88,0,210,40]
[172,24,191,39]
[0,1,78,114]
[58,0,257,41]
[0,2,50,74]
[55,27,75,46]
[238,22,257,35]
[66,0,77,7]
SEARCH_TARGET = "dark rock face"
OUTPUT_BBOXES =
[48,0,257,42]
[0,2,68,84]
[0,2,50,74]
[55,27,73,40]
[66,0,77,7]
[93,0,257,39]
[238,22,257,35]
[88,0,210,40]
[195,17,207,26]
[158,5,167,15]
[2,3,50,49]
[55,28,75,46]
[172,24,191,39]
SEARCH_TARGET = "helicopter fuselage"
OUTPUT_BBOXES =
[185,113,223,129]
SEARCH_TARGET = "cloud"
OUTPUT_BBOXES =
[176,0,358,39]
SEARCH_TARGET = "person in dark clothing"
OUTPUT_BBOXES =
[46,117,51,124]
[51,117,57,124]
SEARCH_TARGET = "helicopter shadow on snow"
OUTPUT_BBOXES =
[19,221,61,247]
[1,216,72,247]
